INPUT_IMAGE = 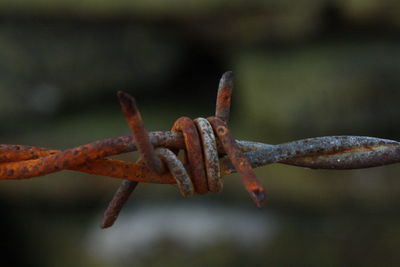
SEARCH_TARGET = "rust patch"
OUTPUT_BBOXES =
[1,70,400,230]
[172,116,208,194]
[208,116,266,208]
[215,71,233,123]
[156,148,194,197]
[100,180,138,228]
[194,118,222,193]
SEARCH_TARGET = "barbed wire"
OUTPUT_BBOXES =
[1,71,399,228]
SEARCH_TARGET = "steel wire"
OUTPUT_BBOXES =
[1,71,399,228]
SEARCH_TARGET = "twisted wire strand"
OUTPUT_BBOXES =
[233,136,400,171]
[1,71,400,229]
[101,71,246,228]
[1,135,399,179]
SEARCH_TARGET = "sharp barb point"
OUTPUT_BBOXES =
[2,70,399,232]
[251,189,266,208]
[118,91,138,113]
[219,71,234,89]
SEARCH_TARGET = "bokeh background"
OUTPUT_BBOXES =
[1,1,400,266]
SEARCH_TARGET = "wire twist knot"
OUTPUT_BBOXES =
[1,71,400,229]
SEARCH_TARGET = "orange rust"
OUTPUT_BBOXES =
[74,159,174,184]
[118,91,164,173]
[1,70,399,228]
[0,140,123,179]
[0,146,174,183]
[207,116,266,208]
[100,91,169,229]
[215,71,233,123]
[0,145,59,162]
[193,118,222,193]
[172,117,208,194]
[102,91,144,229]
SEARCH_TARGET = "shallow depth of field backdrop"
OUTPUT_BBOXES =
[1,1,400,266]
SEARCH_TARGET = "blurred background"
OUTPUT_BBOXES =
[1,0,400,266]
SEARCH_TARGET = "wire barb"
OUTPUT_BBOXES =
[1,71,400,228]
[101,91,168,228]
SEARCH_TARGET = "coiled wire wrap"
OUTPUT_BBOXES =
[101,71,264,227]
[194,118,222,193]
[1,71,400,229]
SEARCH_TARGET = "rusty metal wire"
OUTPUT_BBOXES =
[1,71,400,228]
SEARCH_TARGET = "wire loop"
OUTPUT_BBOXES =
[1,71,400,228]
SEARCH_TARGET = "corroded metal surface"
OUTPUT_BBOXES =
[233,136,400,171]
[0,145,59,162]
[117,91,164,174]
[101,91,167,228]
[100,179,138,229]
[194,118,221,193]
[215,71,233,123]
[155,148,194,197]
[208,116,266,208]
[1,71,400,228]
[172,117,208,194]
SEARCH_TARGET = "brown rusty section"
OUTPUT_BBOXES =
[74,159,174,183]
[0,131,186,181]
[193,118,222,193]
[0,137,134,179]
[77,159,174,183]
[215,71,233,123]
[172,117,208,194]
[3,69,400,229]
[0,151,175,183]
[102,91,168,229]
[208,116,266,208]
[0,145,59,162]
[100,179,138,228]
[117,91,164,173]
[0,144,173,183]
[156,148,194,197]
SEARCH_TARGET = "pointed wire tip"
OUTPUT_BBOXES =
[100,218,115,229]
[117,90,130,101]
[250,188,266,208]
[222,71,233,80]
[100,224,110,229]
[219,71,234,88]
[117,91,138,115]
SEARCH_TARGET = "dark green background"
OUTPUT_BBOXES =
[1,1,400,266]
